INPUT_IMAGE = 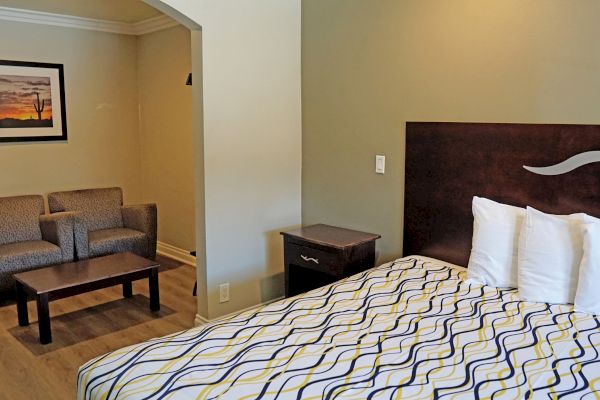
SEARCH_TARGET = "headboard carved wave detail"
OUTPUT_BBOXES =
[403,122,600,267]
[524,150,600,175]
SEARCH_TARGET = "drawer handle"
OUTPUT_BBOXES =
[301,255,319,264]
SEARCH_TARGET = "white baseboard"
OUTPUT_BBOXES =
[194,296,285,327]
[194,314,210,326]
[157,241,196,267]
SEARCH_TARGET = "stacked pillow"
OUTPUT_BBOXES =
[575,220,600,315]
[466,197,524,289]
[466,196,600,315]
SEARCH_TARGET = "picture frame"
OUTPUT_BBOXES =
[0,60,67,143]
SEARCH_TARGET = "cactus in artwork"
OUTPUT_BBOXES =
[33,92,46,120]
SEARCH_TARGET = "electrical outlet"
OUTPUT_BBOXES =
[219,283,230,303]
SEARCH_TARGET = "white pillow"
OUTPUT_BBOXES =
[466,197,525,288]
[574,217,600,315]
[517,207,585,304]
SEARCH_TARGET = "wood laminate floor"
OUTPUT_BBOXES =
[0,255,197,399]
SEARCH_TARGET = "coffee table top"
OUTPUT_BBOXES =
[14,252,158,294]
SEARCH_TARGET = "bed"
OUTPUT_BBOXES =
[78,122,600,399]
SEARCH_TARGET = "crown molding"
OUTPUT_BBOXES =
[133,14,179,35]
[0,6,179,36]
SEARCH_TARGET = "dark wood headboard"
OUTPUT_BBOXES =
[403,122,600,267]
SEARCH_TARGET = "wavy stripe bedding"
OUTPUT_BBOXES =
[77,256,600,399]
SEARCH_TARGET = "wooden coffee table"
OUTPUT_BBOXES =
[14,252,160,344]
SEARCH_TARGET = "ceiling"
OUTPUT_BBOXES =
[0,0,162,23]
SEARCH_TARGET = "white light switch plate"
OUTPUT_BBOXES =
[375,155,385,174]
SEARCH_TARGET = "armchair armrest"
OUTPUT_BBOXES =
[39,211,76,263]
[70,211,90,260]
[122,204,157,259]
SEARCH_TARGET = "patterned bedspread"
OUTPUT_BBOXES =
[77,256,600,399]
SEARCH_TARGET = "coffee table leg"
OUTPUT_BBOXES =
[123,281,133,298]
[16,281,29,326]
[36,293,52,344]
[149,267,160,312]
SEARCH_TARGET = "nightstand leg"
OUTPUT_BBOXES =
[16,282,29,326]
[284,266,290,298]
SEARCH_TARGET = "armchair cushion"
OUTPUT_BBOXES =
[47,188,124,232]
[0,240,62,292]
[88,228,146,259]
[0,195,44,246]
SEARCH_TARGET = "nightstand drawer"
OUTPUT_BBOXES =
[286,243,340,275]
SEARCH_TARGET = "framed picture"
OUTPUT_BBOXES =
[0,60,67,142]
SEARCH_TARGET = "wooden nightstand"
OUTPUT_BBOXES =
[280,224,381,297]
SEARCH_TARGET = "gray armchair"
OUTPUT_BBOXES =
[0,195,75,293]
[47,187,157,261]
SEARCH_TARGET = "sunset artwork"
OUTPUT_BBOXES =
[0,74,54,128]
[0,60,66,142]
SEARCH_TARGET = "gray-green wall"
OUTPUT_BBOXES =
[302,0,600,263]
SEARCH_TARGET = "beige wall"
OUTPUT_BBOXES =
[0,21,142,203]
[137,26,195,251]
[154,0,302,320]
[0,19,195,252]
[302,0,600,263]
